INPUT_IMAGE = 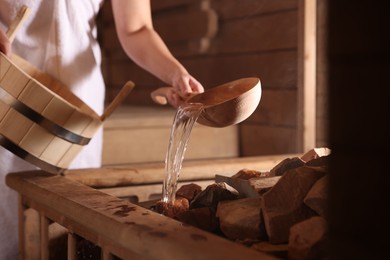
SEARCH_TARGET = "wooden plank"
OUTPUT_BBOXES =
[154,9,217,43]
[182,51,298,90]
[11,55,98,117]
[40,215,49,260]
[98,26,121,52]
[211,0,298,20]
[103,127,169,164]
[186,124,239,158]
[109,50,297,90]
[301,0,317,152]
[102,123,238,165]
[19,124,54,158]
[99,180,215,202]
[103,106,176,129]
[67,232,76,260]
[18,80,54,113]
[0,100,10,120]
[40,136,72,166]
[107,60,161,87]
[151,0,193,11]
[57,144,83,169]
[22,206,41,259]
[102,106,238,165]
[315,0,329,147]
[209,10,298,54]
[102,105,238,165]
[0,108,33,144]
[18,195,27,260]
[105,11,298,59]
[64,154,300,188]
[62,109,92,136]
[247,89,298,126]
[240,125,298,156]
[96,0,114,25]
[6,171,277,260]
[0,61,30,97]
[41,96,75,127]
[0,53,11,80]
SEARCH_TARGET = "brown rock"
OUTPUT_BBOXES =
[216,197,266,241]
[262,166,327,244]
[155,197,189,217]
[300,147,331,163]
[215,175,280,198]
[305,155,330,168]
[249,176,281,196]
[288,216,328,260]
[176,183,202,202]
[176,207,219,232]
[270,157,305,176]
[190,183,238,210]
[304,175,329,217]
[231,169,270,180]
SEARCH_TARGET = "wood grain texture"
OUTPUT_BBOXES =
[6,171,277,259]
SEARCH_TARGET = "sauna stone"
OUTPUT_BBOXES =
[262,166,327,244]
[248,176,282,196]
[300,147,331,163]
[304,175,329,217]
[155,197,189,217]
[216,197,265,241]
[269,157,305,176]
[288,216,328,260]
[176,207,219,232]
[190,183,238,210]
[231,169,270,180]
[176,183,202,202]
[305,155,330,168]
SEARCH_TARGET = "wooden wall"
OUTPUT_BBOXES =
[97,0,323,157]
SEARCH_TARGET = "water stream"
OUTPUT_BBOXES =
[161,103,204,205]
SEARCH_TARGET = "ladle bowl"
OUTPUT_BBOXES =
[151,77,261,127]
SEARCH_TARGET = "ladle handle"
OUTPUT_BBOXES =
[6,5,31,43]
[150,87,198,105]
[150,87,172,105]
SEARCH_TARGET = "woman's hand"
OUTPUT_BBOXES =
[0,29,11,56]
[167,72,204,108]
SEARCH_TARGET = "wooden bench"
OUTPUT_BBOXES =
[6,155,296,259]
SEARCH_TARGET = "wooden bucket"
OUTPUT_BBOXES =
[0,52,134,174]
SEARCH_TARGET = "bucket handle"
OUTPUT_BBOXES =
[6,5,31,42]
[100,81,135,121]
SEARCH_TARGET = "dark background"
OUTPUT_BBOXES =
[328,1,390,258]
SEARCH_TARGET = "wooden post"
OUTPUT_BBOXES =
[67,232,76,260]
[18,195,26,260]
[40,215,49,260]
[298,0,317,152]
[102,249,113,260]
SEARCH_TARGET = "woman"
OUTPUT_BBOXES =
[0,0,204,258]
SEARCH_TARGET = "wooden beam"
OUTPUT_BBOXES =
[298,0,317,152]
[6,171,276,260]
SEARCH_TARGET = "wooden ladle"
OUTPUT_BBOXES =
[151,77,262,127]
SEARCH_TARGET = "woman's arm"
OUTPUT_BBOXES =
[111,0,203,106]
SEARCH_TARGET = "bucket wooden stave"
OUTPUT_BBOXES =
[0,52,130,173]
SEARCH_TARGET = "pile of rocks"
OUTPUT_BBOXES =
[156,148,331,259]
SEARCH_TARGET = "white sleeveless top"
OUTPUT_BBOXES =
[0,1,105,258]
